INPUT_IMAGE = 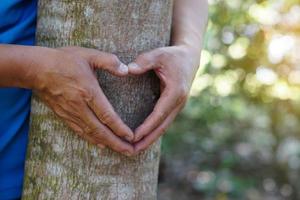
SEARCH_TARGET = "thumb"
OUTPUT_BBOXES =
[89,52,129,76]
[60,47,128,76]
[128,50,159,75]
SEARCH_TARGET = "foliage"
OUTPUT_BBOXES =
[159,0,300,199]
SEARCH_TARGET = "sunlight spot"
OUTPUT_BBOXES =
[256,67,278,85]
[283,5,300,27]
[211,54,227,69]
[244,73,261,95]
[225,0,241,10]
[288,70,300,85]
[268,35,295,64]
[249,4,280,25]
[214,71,239,96]
[270,81,291,100]
[228,37,249,60]
[200,50,212,69]
[222,29,235,44]
[215,77,233,96]
[190,74,213,96]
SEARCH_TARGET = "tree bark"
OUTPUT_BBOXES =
[22,0,173,199]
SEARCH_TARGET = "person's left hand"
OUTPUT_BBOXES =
[128,45,201,153]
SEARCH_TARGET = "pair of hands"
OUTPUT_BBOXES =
[35,45,199,156]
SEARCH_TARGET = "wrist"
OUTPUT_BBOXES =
[175,44,201,70]
[175,41,201,55]
[0,45,48,89]
[172,34,203,53]
[17,46,57,90]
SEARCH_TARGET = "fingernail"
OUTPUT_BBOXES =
[128,62,139,69]
[119,63,128,73]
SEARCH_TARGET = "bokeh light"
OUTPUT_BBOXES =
[159,0,300,200]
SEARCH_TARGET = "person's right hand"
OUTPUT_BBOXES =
[31,46,134,156]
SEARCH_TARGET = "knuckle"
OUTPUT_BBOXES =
[86,126,105,140]
[99,110,115,125]
[53,107,66,118]
[116,146,127,153]
[85,126,98,135]
[66,121,81,132]
[137,52,150,62]
[104,140,118,150]
[80,87,95,103]
[157,49,171,61]
[73,103,88,119]
[176,86,189,104]
[160,126,168,135]
[154,110,166,122]
[66,95,83,107]
[109,54,120,67]
[75,130,84,137]
[82,135,97,145]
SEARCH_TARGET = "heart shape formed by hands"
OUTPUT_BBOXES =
[39,46,197,156]
[95,45,197,155]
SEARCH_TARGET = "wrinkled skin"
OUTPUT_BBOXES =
[39,45,201,155]
[34,47,135,156]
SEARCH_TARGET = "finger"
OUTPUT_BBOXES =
[64,119,105,149]
[78,128,106,150]
[47,100,86,134]
[86,124,134,156]
[128,50,160,74]
[64,119,84,136]
[97,143,106,149]
[86,87,134,142]
[81,104,134,156]
[134,105,183,153]
[61,47,128,76]
[89,53,129,76]
[45,93,130,153]
[72,47,128,76]
[133,87,179,142]
[50,103,107,149]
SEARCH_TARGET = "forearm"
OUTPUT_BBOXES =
[0,45,53,88]
[171,0,208,56]
[129,1,209,149]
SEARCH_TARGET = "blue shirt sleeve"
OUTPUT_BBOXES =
[0,0,37,199]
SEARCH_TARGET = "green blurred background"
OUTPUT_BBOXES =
[158,0,300,199]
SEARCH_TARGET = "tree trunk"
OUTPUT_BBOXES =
[22,0,173,199]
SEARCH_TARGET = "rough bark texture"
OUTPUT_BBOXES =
[22,0,173,199]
